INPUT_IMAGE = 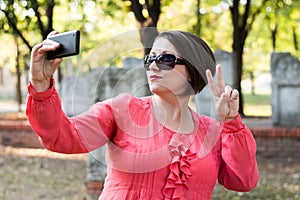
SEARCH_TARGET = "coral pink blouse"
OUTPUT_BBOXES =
[26,79,259,200]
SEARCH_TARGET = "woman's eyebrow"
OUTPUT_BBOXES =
[150,49,172,55]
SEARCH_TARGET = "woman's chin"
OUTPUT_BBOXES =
[149,85,168,95]
[150,85,193,97]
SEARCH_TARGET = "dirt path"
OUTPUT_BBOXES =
[0,146,92,200]
[1,145,299,200]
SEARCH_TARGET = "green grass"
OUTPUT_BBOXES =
[212,157,300,200]
[243,93,271,117]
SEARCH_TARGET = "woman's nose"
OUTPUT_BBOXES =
[148,61,160,71]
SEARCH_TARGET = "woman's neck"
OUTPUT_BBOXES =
[152,94,194,133]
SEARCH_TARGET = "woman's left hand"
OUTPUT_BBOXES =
[206,65,239,121]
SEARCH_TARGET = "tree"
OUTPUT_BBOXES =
[0,0,56,107]
[264,0,300,53]
[228,0,268,115]
[241,0,300,99]
[0,0,56,49]
[194,0,202,36]
[0,0,99,106]
[124,0,161,54]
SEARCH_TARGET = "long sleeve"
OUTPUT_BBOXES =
[218,115,259,192]
[26,78,115,154]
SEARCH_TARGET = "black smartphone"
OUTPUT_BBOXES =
[46,30,80,60]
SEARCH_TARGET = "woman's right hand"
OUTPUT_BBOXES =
[30,31,63,92]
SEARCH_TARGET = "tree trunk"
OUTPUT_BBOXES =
[139,27,159,55]
[250,72,255,95]
[231,34,246,115]
[231,27,247,115]
[46,0,55,36]
[194,0,201,36]
[130,0,160,55]
[293,25,298,51]
[230,0,254,116]
[14,35,22,112]
[271,24,277,50]
[235,46,245,116]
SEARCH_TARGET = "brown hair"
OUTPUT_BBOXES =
[155,31,216,94]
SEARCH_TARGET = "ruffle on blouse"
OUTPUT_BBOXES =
[163,134,197,200]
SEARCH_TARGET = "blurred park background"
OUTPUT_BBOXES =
[0,0,299,200]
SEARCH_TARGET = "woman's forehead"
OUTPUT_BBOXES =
[151,37,177,54]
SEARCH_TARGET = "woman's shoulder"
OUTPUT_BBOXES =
[101,93,151,105]
[98,93,151,116]
[102,93,152,130]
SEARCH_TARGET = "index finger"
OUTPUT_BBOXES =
[216,65,225,90]
[206,69,218,96]
[47,30,59,38]
[38,40,60,54]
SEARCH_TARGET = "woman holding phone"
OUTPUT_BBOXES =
[27,30,259,200]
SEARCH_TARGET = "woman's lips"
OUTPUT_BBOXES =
[149,75,162,81]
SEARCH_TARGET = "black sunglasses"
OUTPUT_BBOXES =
[144,54,186,70]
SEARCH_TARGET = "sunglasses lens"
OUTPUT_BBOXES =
[156,54,176,70]
[144,54,179,70]
[144,55,153,70]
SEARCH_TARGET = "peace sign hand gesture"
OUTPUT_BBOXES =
[206,65,239,121]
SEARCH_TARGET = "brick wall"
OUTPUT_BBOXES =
[252,127,300,162]
[1,119,299,162]
[256,137,300,161]
[0,120,42,148]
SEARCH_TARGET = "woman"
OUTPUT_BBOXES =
[26,30,259,200]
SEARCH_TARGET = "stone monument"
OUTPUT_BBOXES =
[60,57,151,198]
[271,52,300,127]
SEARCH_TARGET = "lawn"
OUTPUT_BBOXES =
[243,93,271,117]
[0,147,92,200]
[213,158,300,200]
[0,146,299,200]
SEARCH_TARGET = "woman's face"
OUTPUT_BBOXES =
[146,37,191,96]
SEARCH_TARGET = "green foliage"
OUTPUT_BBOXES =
[242,0,300,82]
[50,0,137,75]
[0,1,46,36]
[259,0,300,56]
[97,0,123,17]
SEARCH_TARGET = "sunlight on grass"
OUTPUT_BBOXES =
[244,105,271,117]
[243,93,271,117]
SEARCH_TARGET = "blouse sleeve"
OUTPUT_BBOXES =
[218,115,260,192]
[26,78,116,154]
